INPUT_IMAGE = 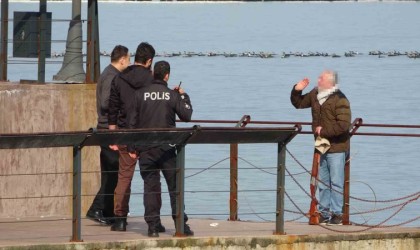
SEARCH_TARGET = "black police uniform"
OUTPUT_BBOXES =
[129,79,193,234]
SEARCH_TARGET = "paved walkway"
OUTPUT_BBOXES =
[0,216,419,248]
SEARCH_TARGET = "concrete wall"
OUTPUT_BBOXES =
[1,232,419,250]
[0,82,100,218]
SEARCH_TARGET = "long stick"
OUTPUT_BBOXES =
[309,150,320,225]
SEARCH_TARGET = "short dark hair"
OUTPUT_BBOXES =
[110,45,128,63]
[153,61,170,81]
[134,42,155,64]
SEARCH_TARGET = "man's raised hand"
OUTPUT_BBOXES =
[294,78,310,91]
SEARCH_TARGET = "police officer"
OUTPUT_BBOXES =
[128,60,194,237]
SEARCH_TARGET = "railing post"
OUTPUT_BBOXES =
[274,142,286,235]
[38,0,47,83]
[343,117,363,225]
[175,145,186,236]
[229,143,238,221]
[343,150,350,225]
[0,0,8,81]
[229,115,250,221]
[71,146,83,242]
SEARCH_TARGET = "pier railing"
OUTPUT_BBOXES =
[177,116,420,226]
[1,117,420,241]
[0,125,300,241]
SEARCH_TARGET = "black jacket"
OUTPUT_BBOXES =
[129,79,193,129]
[108,65,153,128]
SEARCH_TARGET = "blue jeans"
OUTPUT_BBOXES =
[318,152,346,218]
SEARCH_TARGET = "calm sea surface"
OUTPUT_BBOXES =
[6,1,420,227]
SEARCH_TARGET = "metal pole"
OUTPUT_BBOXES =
[0,0,9,81]
[229,143,238,221]
[343,118,362,225]
[274,142,286,235]
[86,0,100,83]
[229,115,250,221]
[71,146,83,242]
[175,145,185,236]
[38,0,47,83]
[93,2,100,83]
[343,150,350,225]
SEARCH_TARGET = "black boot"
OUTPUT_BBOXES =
[110,217,127,231]
[183,224,194,236]
[173,221,194,236]
[148,227,159,237]
[157,223,166,233]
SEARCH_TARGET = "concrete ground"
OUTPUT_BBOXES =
[0,216,419,249]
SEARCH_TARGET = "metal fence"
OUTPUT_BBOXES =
[1,117,419,241]
[0,124,300,241]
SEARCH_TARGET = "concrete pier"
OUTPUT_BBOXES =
[0,82,99,218]
[0,217,419,249]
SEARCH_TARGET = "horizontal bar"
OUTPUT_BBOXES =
[7,18,87,22]
[184,120,420,129]
[249,121,313,126]
[353,132,420,137]
[179,119,247,124]
[359,123,420,129]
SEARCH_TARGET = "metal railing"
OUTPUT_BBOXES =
[1,117,419,241]
[0,125,300,241]
[179,117,420,226]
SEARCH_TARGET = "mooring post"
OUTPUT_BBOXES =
[71,146,83,242]
[275,142,286,235]
[0,0,9,81]
[175,145,186,236]
[229,115,250,221]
